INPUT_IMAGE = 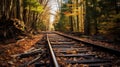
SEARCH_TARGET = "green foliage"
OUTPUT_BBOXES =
[56,0,120,41]
[36,22,46,31]
[24,0,43,13]
[61,4,70,12]
[84,0,120,41]
[54,14,71,32]
[112,13,120,22]
[54,3,71,32]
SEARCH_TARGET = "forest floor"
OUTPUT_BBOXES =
[78,37,120,51]
[68,33,120,51]
[0,34,43,67]
[0,32,119,67]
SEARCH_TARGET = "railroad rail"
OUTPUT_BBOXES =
[46,32,120,67]
[17,32,120,67]
[47,34,59,67]
[54,31,120,56]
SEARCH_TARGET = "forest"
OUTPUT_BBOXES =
[0,0,119,42]
[54,0,120,43]
[0,0,120,66]
[0,0,50,42]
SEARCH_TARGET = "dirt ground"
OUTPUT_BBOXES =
[0,34,43,67]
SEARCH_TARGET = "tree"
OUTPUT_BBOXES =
[0,0,50,40]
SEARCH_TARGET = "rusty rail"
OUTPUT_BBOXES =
[47,34,59,67]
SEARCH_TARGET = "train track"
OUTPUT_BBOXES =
[17,32,120,67]
[46,32,120,67]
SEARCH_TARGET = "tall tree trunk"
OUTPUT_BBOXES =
[69,16,73,31]
[9,0,13,18]
[84,0,90,35]
[12,0,17,18]
[16,0,23,20]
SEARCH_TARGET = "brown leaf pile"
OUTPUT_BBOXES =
[0,34,43,67]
